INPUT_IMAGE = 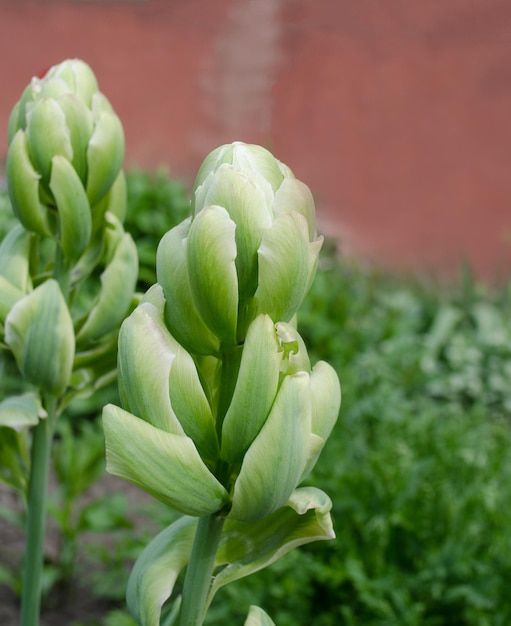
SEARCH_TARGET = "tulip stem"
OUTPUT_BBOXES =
[178,514,225,626]
[20,396,58,626]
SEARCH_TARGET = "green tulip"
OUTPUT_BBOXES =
[4,280,75,396]
[6,59,125,261]
[157,142,323,354]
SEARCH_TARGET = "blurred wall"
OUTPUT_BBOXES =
[1,0,511,278]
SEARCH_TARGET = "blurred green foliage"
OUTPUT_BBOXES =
[2,173,511,625]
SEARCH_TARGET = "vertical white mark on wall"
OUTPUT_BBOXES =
[196,0,283,146]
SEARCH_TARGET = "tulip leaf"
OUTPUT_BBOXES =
[228,372,311,521]
[244,606,276,626]
[102,404,229,517]
[76,231,138,344]
[50,155,92,263]
[157,220,220,356]
[6,131,50,236]
[118,302,184,435]
[211,487,334,599]
[221,315,282,463]
[0,393,46,431]
[126,516,197,626]
[0,277,25,323]
[187,205,238,347]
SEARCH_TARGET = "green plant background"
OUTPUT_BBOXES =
[1,171,511,626]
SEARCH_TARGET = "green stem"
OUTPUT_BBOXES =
[20,397,57,626]
[178,514,226,626]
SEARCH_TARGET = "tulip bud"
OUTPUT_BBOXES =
[4,280,75,396]
[157,142,323,353]
[6,59,125,262]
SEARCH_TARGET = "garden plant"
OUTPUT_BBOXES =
[0,60,341,626]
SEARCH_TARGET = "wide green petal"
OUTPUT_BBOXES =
[228,372,311,521]
[118,302,183,434]
[0,393,46,431]
[157,220,220,356]
[102,404,229,516]
[187,205,238,347]
[221,315,282,463]
[126,516,197,626]
[56,93,93,183]
[272,176,317,240]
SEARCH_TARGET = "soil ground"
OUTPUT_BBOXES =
[1,0,511,279]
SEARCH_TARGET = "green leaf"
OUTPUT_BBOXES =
[228,372,311,521]
[126,516,197,626]
[0,392,45,431]
[244,606,276,626]
[211,487,334,598]
[0,224,32,293]
[102,404,229,516]
[221,315,282,463]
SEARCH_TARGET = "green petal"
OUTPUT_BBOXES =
[0,277,25,323]
[187,205,238,347]
[255,212,322,322]
[5,280,75,396]
[221,315,282,463]
[76,231,138,344]
[47,59,99,107]
[102,404,229,516]
[118,302,183,434]
[273,176,317,240]
[49,155,92,263]
[230,143,285,193]
[127,516,197,626]
[168,346,219,464]
[157,220,220,355]
[26,97,73,183]
[56,93,94,183]
[228,372,311,521]
[86,109,125,206]
[6,131,50,235]
[194,164,272,300]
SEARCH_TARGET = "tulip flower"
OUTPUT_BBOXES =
[6,59,125,263]
[157,142,323,354]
